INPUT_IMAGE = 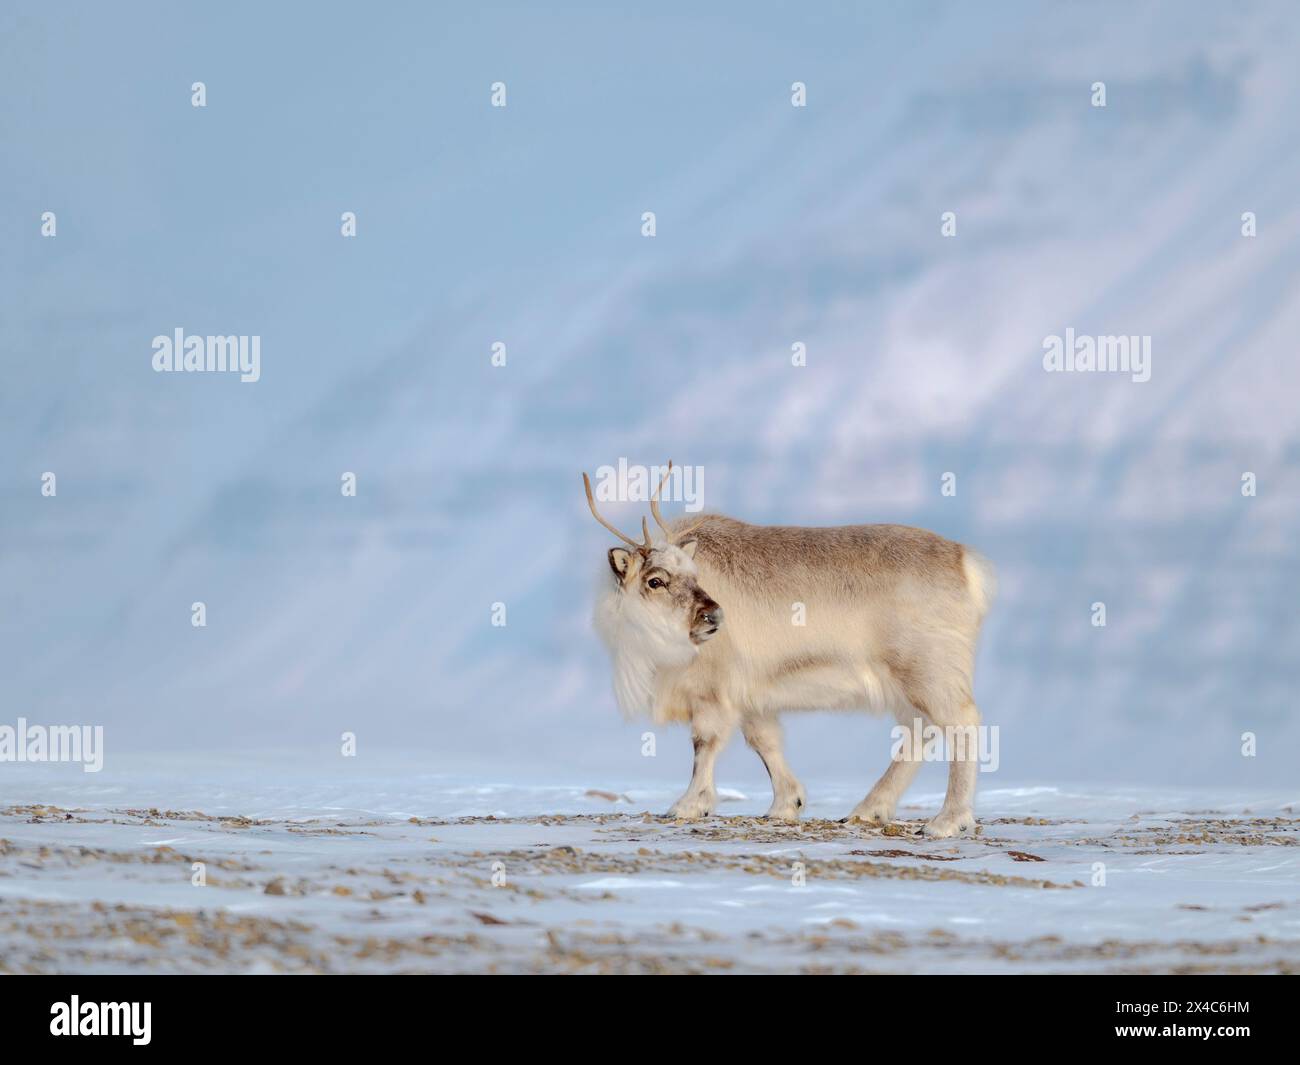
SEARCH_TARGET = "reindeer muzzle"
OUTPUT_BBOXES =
[691,600,723,644]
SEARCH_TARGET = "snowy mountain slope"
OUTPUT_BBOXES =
[0,2,1297,789]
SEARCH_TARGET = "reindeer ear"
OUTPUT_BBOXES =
[678,538,698,559]
[608,547,634,579]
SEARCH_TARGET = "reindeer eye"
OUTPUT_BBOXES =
[647,577,665,589]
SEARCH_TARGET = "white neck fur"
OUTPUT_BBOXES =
[594,574,697,718]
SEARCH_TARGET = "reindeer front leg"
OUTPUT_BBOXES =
[742,715,806,821]
[667,712,734,820]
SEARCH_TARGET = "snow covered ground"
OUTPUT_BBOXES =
[2,758,1296,974]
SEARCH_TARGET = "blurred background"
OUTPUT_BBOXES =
[2,1,1297,796]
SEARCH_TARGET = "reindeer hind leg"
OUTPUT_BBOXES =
[844,705,925,825]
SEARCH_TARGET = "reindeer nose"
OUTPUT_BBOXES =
[700,605,723,628]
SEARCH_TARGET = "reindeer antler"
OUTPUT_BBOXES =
[584,472,652,552]
[650,459,674,539]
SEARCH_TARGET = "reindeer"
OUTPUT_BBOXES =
[584,464,996,838]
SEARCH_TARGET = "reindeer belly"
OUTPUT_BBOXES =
[748,653,903,716]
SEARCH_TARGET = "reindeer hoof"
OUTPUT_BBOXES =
[921,809,975,838]
[666,795,715,820]
[764,796,805,822]
[844,801,895,826]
